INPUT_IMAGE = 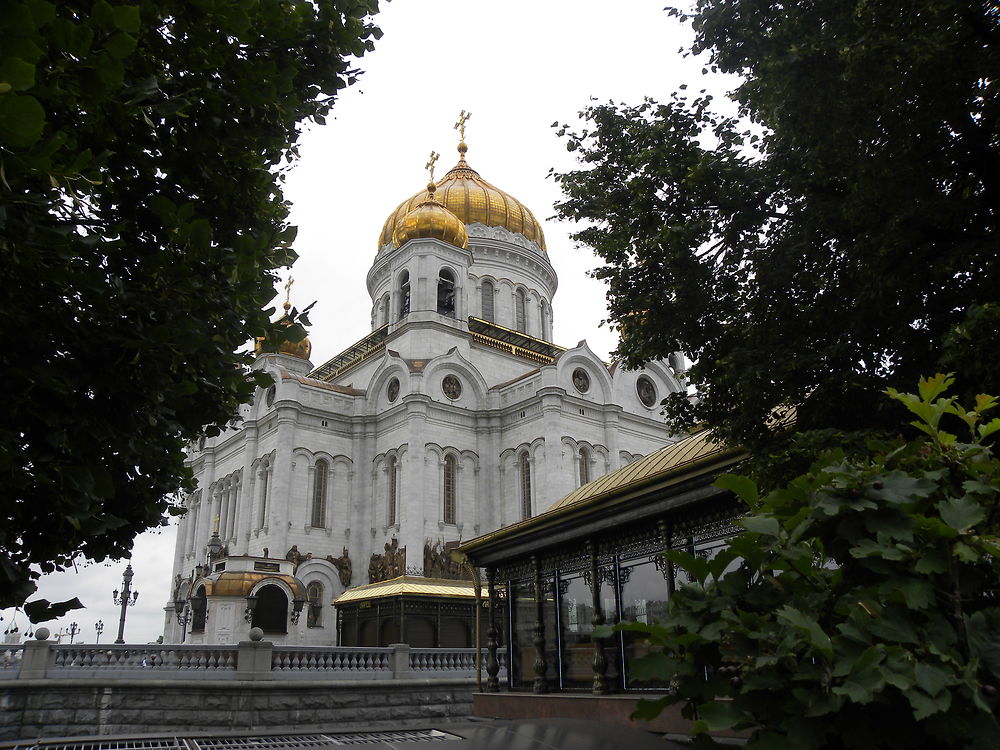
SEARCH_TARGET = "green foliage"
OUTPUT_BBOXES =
[619,377,1000,749]
[553,0,1000,473]
[0,0,380,610]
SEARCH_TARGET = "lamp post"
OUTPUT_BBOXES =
[244,594,259,624]
[67,621,79,644]
[173,598,191,643]
[112,563,139,644]
[290,596,306,626]
[94,620,104,644]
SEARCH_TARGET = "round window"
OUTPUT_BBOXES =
[265,385,276,407]
[387,377,400,403]
[636,376,658,408]
[442,375,463,400]
[572,368,591,394]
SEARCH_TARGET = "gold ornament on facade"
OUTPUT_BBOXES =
[391,151,470,250]
[379,118,546,251]
[253,276,313,360]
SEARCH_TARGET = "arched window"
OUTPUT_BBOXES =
[398,271,410,320]
[311,459,328,528]
[307,581,323,628]
[443,454,457,524]
[387,455,398,526]
[519,451,532,520]
[515,289,527,333]
[380,293,390,326]
[579,447,591,487]
[481,280,495,322]
[257,463,270,529]
[437,269,456,317]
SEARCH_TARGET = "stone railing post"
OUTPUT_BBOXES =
[236,628,273,680]
[389,643,410,679]
[18,627,56,679]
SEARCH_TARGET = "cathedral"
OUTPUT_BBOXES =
[162,131,685,645]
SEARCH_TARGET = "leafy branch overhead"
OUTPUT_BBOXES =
[553,0,1000,476]
[0,0,381,609]
[604,376,1000,748]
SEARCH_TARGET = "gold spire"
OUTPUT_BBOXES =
[453,110,472,164]
[425,151,440,184]
[454,110,471,142]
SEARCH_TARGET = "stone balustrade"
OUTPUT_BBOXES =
[4,636,506,683]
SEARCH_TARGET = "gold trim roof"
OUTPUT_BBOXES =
[334,575,478,604]
[204,571,306,599]
[460,429,746,552]
[379,146,546,252]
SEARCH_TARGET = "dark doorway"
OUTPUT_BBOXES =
[251,584,288,634]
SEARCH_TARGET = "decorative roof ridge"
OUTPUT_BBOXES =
[458,429,747,553]
[278,366,365,396]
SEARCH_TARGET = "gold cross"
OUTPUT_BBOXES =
[454,110,472,141]
[284,276,294,307]
[425,151,440,182]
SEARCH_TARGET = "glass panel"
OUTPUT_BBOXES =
[510,578,556,690]
[620,559,671,688]
[558,572,620,689]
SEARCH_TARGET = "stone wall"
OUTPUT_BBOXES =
[0,678,475,741]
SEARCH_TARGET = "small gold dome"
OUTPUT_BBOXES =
[380,146,546,251]
[254,303,313,360]
[392,182,469,250]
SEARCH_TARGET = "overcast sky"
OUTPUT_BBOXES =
[6,0,736,645]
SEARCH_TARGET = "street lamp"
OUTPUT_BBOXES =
[173,597,191,643]
[290,596,306,625]
[94,620,104,644]
[67,621,79,644]
[244,594,259,624]
[112,563,140,644]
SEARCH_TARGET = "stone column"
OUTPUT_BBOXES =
[269,411,298,556]
[18,630,56,679]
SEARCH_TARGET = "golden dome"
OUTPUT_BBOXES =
[254,303,312,360]
[392,181,469,250]
[379,144,546,251]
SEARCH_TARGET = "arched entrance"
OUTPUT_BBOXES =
[251,584,288,634]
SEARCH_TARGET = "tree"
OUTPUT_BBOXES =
[553,0,1000,472]
[0,0,381,610]
[606,375,1000,749]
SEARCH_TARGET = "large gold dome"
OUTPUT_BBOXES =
[379,144,546,251]
[392,182,469,250]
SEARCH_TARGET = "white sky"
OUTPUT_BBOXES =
[8,0,734,645]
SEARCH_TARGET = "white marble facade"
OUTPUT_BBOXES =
[163,167,685,646]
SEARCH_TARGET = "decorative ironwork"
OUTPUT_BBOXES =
[532,556,548,694]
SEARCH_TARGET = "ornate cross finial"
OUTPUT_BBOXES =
[425,151,440,183]
[283,276,294,310]
[454,110,472,141]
